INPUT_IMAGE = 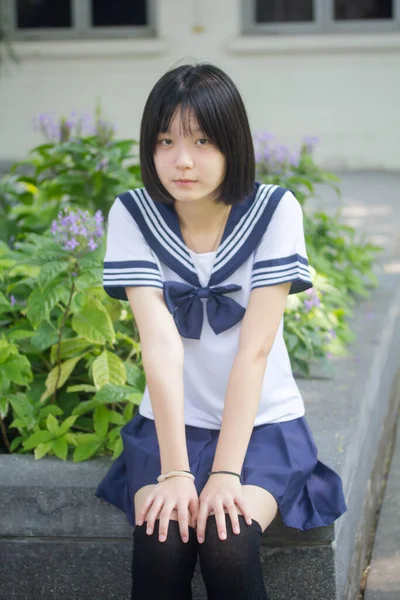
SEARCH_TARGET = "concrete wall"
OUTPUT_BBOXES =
[0,0,399,169]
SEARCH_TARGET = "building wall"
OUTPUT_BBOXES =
[0,0,399,169]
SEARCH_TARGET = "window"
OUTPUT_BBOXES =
[244,0,400,34]
[1,0,155,39]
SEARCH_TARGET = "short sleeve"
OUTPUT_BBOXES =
[251,190,313,294]
[102,196,163,301]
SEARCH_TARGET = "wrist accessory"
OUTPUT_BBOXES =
[157,470,195,483]
[208,470,241,480]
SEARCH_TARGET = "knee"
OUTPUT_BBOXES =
[198,514,262,574]
[133,519,198,574]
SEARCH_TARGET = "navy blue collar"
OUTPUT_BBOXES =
[118,182,286,286]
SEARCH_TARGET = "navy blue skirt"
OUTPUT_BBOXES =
[95,412,347,531]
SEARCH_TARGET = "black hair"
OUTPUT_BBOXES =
[139,63,255,205]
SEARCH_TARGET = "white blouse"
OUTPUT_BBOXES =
[102,183,313,429]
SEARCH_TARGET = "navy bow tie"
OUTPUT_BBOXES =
[163,281,246,339]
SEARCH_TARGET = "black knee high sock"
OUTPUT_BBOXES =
[198,514,268,600]
[131,520,198,600]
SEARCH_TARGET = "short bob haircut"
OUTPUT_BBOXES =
[139,63,255,206]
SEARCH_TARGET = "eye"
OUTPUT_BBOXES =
[159,138,173,146]
[196,138,209,146]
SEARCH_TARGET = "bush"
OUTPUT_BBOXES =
[0,112,381,460]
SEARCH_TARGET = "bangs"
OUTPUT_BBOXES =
[155,86,222,149]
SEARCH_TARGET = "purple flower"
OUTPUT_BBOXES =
[303,135,319,154]
[10,295,16,307]
[52,207,105,255]
[303,288,321,312]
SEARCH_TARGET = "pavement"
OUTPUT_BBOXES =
[364,413,400,600]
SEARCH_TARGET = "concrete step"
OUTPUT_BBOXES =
[1,172,400,600]
[364,414,400,600]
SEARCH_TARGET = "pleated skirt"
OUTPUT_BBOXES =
[95,412,347,530]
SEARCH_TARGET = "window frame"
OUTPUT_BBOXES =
[0,0,156,40]
[243,0,400,35]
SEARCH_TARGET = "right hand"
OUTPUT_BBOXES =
[136,476,199,543]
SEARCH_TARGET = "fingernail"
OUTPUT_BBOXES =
[234,526,240,534]
[198,536,204,543]
[147,528,152,535]
[182,536,188,543]
[220,532,227,540]
[159,534,165,542]
[137,520,142,526]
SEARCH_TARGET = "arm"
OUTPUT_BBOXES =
[125,286,190,474]
[211,281,291,474]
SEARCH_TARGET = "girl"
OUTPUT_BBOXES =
[95,63,347,599]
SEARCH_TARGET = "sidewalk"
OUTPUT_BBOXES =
[364,413,400,600]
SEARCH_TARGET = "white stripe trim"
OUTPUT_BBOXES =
[103,267,161,275]
[251,272,312,285]
[135,189,196,272]
[252,262,311,276]
[104,273,163,282]
[215,184,277,271]
[104,279,163,288]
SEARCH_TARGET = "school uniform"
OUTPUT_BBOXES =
[95,182,347,530]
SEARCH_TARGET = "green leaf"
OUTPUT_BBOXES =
[0,397,9,418]
[10,436,23,452]
[125,362,145,392]
[41,355,84,402]
[73,441,103,462]
[112,436,123,460]
[23,429,53,450]
[30,322,60,351]
[38,261,69,289]
[27,278,70,328]
[92,350,126,389]
[46,414,60,436]
[108,411,125,425]
[50,337,93,364]
[67,384,96,393]
[71,298,116,344]
[1,354,33,386]
[93,405,109,439]
[34,442,53,459]
[51,437,69,461]
[58,415,78,437]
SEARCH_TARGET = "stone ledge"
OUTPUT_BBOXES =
[1,269,400,599]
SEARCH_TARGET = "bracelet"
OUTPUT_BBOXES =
[208,470,241,479]
[157,470,195,483]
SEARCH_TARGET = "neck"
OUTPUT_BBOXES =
[174,197,229,231]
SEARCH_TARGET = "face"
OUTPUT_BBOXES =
[153,108,226,205]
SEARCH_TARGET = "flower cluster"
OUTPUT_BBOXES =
[51,208,104,255]
[303,288,321,312]
[253,131,319,176]
[32,111,116,144]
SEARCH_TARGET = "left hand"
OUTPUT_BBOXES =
[195,474,252,544]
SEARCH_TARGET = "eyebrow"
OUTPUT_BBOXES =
[158,127,204,135]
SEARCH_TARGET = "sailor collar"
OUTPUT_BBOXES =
[118,182,287,288]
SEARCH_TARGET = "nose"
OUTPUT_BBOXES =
[174,143,194,171]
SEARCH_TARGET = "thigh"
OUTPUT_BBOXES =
[207,484,278,532]
[240,484,278,532]
[134,484,192,525]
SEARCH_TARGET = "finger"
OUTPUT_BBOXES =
[189,497,199,529]
[136,494,156,526]
[226,501,241,535]
[196,502,211,543]
[177,504,190,543]
[214,500,227,541]
[235,497,252,526]
[158,504,175,542]
[145,498,163,535]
